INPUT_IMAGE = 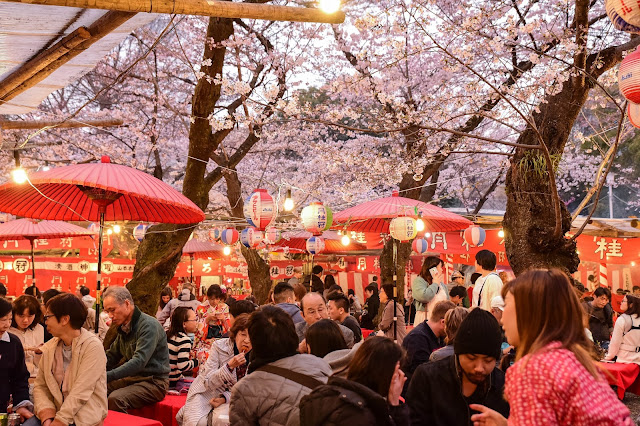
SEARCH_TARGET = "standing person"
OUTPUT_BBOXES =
[377,284,407,345]
[327,292,362,343]
[323,275,338,300]
[605,294,640,363]
[103,286,170,413]
[296,293,355,350]
[167,307,200,388]
[194,285,230,363]
[582,287,613,351]
[73,288,107,342]
[41,289,61,343]
[0,297,32,423]
[429,306,469,362]
[470,269,632,425]
[468,272,481,307]
[10,295,45,383]
[408,308,509,425]
[300,336,408,426]
[273,282,304,325]
[75,286,95,309]
[292,283,307,306]
[156,283,201,326]
[412,256,449,325]
[30,293,107,426]
[472,250,503,311]
[0,283,6,298]
[404,290,416,326]
[24,285,42,304]
[311,265,324,294]
[288,267,304,287]
[229,306,332,425]
[360,285,380,330]
[633,286,640,297]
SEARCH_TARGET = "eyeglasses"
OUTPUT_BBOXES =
[43,314,55,321]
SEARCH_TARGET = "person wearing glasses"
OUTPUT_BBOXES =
[167,307,200,388]
[605,295,640,364]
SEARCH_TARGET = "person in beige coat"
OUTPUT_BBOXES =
[30,293,107,426]
[377,284,407,345]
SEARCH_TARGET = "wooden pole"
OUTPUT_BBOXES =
[0,118,124,130]
[0,0,345,24]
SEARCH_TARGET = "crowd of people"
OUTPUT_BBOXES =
[0,249,635,425]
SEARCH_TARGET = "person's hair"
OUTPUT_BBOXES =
[327,292,349,312]
[300,292,326,313]
[245,295,257,305]
[470,272,482,285]
[0,297,12,317]
[305,319,347,357]
[24,285,41,300]
[593,287,611,300]
[46,293,88,330]
[419,256,444,284]
[42,288,61,305]
[230,299,257,317]
[167,307,192,339]
[587,274,595,281]
[634,286,640,292]
[0,283,6,297]
[324,275,336,290]
[293,266,303,274]
[444,307,469,344]
[12,295,43,329]
[429,300,456,322]
[380,284,396,301]
[625,295,640,317]
[475,249,497,271]
[327,285,343,296]
[501,269,600,379]
[347,289,355,296]
[365,284,378,295]
[312,265,323,275]
[160,286,173,309]
[449,285,467,300]
[229,313,251,341]
[616,289,625,295]
[78,286,90,297]
[207,284,224,300]
[103,286,134,305]
[247,305,298,360]
[347,336,405,397]
[273,282,295,304]
[292,283,307,302]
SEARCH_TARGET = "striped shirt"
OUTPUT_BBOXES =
[167,331,198,387]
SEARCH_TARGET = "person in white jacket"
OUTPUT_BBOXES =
[157,284,202,328]
[605,295,640,364]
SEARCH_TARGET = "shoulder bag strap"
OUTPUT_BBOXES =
[257,364,324,390]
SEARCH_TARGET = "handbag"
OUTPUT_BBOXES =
[206,323,224,339]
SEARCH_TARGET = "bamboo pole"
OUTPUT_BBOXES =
[0,0,345,24]
[0,118,123,130]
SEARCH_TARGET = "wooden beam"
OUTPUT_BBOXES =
[0,0,345,24]
[0,118,123,129]
[0,11,135,103]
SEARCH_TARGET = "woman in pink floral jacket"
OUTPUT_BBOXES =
[193,285,230,363]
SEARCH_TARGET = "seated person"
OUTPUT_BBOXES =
[9,295,45,383]
[156,283,201,326]
[582,287,613,350]
[0,297,32,424]
[193,285,230,363]
[305,319,348,358]
[29,293,107,426]
[273,282,304,324]
[407,308,510,424]
[103,287,169,413]
[296,293,354,351]
[430,306,469,362]
[167,307,199,388]
[605,295,640,363]
[327,292,362,343]
[449,286,467,307]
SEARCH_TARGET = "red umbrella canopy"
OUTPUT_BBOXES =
[273,230,367,253]
[182,239,224,259]
[333,191,472,234]
[0,157,205,224]
[0,218,95,241]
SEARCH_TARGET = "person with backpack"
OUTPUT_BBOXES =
[299,336,408,426]
[605,295,640,364]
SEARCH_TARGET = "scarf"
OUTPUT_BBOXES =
[52,341,71,400]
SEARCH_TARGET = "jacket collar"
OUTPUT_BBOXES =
[449,355,493,398]
[118,306,142,336]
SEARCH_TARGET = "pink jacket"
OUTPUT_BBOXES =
[505,342,632,426]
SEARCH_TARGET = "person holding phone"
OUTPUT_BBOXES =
[412,256,450,325]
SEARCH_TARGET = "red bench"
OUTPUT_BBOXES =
[105,410,163,426]
[129,394,187,426]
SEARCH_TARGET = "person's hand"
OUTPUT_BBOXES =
[469,404,508,426]
[215,312,226,320]
[42,419,53,426]
[298,339,308,354]
[209,397,226,408]
[387,363,406,406]
[16,407,34,421]
[376,330,385,337]
[206,314,217,323]
[51,419,66,426]
[227,352,246,369]
[33,345,43,354]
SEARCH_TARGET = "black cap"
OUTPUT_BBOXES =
[454,308,502,359]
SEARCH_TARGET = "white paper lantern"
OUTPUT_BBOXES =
[220,228,239,245]
[240,227,263,248]
[301,202,332,235]
[264,226,282,244]
[306,236,325,254]
[606,0,640,32]
[133,223,149,242]
[412,237,429,254]
[209,227,222,241]
[629,102,640,128]
[244,189,277,230]
[389,217,417,242]
[463,225,486,246]
[609,0,640,28]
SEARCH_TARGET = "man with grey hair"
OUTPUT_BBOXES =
[103,286,170,413]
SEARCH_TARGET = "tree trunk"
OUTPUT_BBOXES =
[379,238,411,304]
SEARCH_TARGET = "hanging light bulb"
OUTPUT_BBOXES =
[223,246,231,256]
[319,0,340,13]
[113,224,121,234]
[284,188,294,212]
[107,229,113,235]
[416,217,425,232]
[41,165,50,172]
[425,232,431,238]
[11,167,27,184]
[341,235,350,246]
[498,230,505,238]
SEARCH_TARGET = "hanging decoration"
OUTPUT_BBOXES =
[619,47,640,103]
[412,237,429,254]
[133,223,149,242]
[301,202,332,235]
[88,222,100,234]
[306,236,325,254]
[264,226,282,244]
[240,227,263,248]
[463,225,486,246]
[244,189,277,230]
[629,102,640,129]
[220,228,239,245]
[606,0,640,32]
[209,227,222,242]
[389,217,418,242]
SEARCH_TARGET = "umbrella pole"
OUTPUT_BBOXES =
[190,254,194,283]
[393,239,398,344]
[95,211,105,333]
[30,239,36,288]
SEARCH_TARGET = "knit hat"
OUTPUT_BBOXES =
[454,308,502,359]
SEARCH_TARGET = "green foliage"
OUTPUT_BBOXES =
[517,150,562,182]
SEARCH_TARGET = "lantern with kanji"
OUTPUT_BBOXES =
[608,0,640,28]
[301,202,332,235]
[133,223,149,242]
[389,217,417,242]
[412,237,429,254]
[240,227,263,248]
[606,0,640,33]
[463,225,486,246]
[306,236,325,254]
[220,228,239,245]
[264,226,282,244]
[244,189,277,230]
[619,47,640,103]
[209,227,222,242]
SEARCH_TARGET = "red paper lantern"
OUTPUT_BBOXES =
[619,47,640,103]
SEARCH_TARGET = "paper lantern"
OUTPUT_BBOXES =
[463,225,486,246]
[88,222,100,234]
[133,223,149,242]
[244,189,277,230]
[220,228,239,245]
[629,102,640,129]
[240,227,262,248]
[301,202,332,235]
[389,217,417,242]
[306,236,325,254]
[412,237,429,254]
[264,226,282,244]
[209,227,222,241]
[606,0,640,33]
[609,0,640,28]
[619,47,640,103]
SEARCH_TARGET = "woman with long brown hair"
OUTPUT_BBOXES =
[412,256,448,325]
[470,269,631,425]
[605,294,640,364]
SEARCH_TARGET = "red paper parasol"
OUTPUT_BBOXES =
[0,218,95,287]
[333,191,472,233]
[273,230,367,253]
[182,239,223,283]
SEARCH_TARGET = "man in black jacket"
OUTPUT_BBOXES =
[407,308,509,425]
